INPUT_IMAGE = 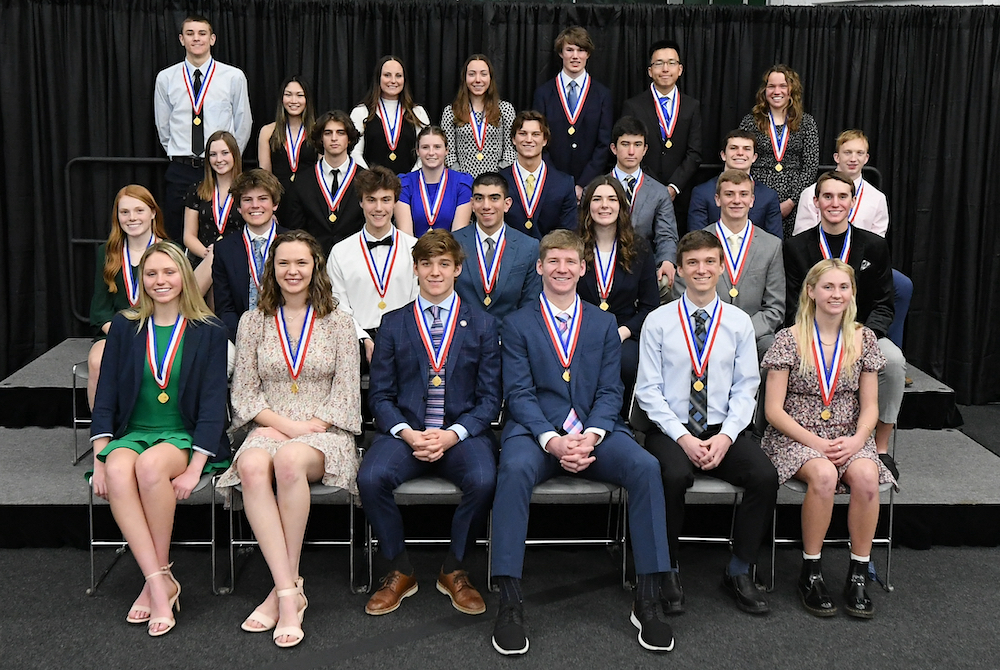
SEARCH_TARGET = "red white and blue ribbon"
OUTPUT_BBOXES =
[122,232,157,306]
[276,305,316,384]
[285,122,306,175]
[469,104,488,154]
[513,161,547,220]
[714,220,755,288]
[418,169,449,228]
[477,227,506,297]
[847,178,865,225]
[819,224,852,263]
[183,58,217,117]
[678,296,722,379]
[650,83,679,144]
[242,221,276,290]
[359,227,400,302]
[595,242,617,303]
[315,159,357,215]
[540,293,582,370]
[613,166,645,211]
[811,320,845,409]
[556,72,590,127]
[377,98,403,153]
[767,109,789,165]
[212,187,234,236]
[146,316,187,391]
[414,294,461,375]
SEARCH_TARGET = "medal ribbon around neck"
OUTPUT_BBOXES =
[847,178,865,225]
[418,169,449,228]
[540,293,582,371]
[242,222,276,289]
[414,294,461,375]
[146,317,187,393]
[513,161,547,220]
[122,232,157,306]
[285,122,306,175]
[183,59,217,117]
[818,224,852,263]
[377,99,403,152]
[595,241,617,302]
[614,167,645,211]
[714,220,755,288]
[767,109,789,164]
[811,320,845,409]
[650,84,679,143]
[469,104,488,154]
[315,159,357,215]
[359,227,400,301]
[556,72,590,126]
[476,226,507,296]
[213,187,235,235]
[678,297,722,379]
[276,305,316,384]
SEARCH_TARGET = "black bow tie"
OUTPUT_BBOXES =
[366,237,393,249]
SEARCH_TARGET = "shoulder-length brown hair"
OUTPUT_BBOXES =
[196,130,243,201]
[124,241,215,327]
[450,54,502,127]
[268,75,318,153]
[578,176,638,273]
[360,56,423,128]
[102,185,168,292]
[256,230,337,318]
[751,64,805,134]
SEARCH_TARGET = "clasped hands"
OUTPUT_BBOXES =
[677,433,732,471]
[546,432,599,473]
[812,434,865,467]
[401,428,459,462]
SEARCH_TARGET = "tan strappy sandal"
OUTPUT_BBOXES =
[145,563,181,637]
[272,580,307,648]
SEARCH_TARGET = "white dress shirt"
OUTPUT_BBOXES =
[793,177,889,237]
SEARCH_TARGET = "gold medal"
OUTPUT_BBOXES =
[484,296,492,306]
[775,163,783,172]
[217,234,224,241]
[378,300,387,310]
[562,369,571,382]
[193,116,202,126]
[693,380,705,392]
[568,126,576,136]
[476,152,484,161]
[729,287,739,298]
[600,301,609,311]
[157,392,169,404]
[328,213,337,222]
[291,381,299,394]
[290,174,295,182]
[389,152,397,161]
[432,375,442,387]
[524,220,532,229]
[665,139,672,149]
[821,409,832,421]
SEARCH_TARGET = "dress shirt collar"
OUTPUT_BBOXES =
[417,292,457,314]
[613,165,642,183]
[514,159,542,181]
[476,223,504,245]
[184,57,213,75]
[362,227,394,244]
[681,293,720,321]
[322,156,349,181]
[559,70,588,89]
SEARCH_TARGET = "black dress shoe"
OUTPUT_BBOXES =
[798,559,837,617]
[492,602,529,655]
[659,571,685,615]
[843,560,875,619]
[722,571,770,614]
[630,598,675,652]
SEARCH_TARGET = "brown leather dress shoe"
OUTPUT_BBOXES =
[436,569,486,615]
[365,571,418,615]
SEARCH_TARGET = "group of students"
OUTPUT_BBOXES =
[85,13,907,655]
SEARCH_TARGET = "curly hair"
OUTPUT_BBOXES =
[751,65,805,134]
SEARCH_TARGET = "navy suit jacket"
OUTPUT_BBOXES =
[453,224,541,326]
[283,165,366,256]
[91,313,230,461]
[500,299,627,442]
[620,89,702,192]
[369,298,501,437]
[212,225,289,342]
[687,178,783,239]
[501,162,578,239]
[532,76,614,187]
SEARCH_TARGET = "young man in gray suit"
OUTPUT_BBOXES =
[609,116,679,300]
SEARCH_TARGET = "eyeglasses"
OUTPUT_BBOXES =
[650,59,681,69]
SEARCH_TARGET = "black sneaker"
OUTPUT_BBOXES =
[630,599,675,652]
[492,602,529,655]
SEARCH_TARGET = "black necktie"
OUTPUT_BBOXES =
[191,68,204,157]
[626,176,637,206]
[366,237,393,249]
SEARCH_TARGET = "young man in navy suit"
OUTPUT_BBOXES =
[687,130,783,239]
[212,169,288,343]
[500,111,578,239]
[453,172,541,326]
[360,230,501,617]
[532,26,614,201]
[490,230,675,656]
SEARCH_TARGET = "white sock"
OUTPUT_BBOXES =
[850,553,870,563]
[802,552,821,560]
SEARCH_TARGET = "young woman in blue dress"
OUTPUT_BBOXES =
[394,126,473,236]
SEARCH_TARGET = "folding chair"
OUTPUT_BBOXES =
[72,362,93,465]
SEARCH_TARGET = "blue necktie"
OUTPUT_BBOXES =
[249,237,265,310]
[567,81,579,112]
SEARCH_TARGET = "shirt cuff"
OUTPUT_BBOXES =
[192,445,213,457]
[539,431,559,452]
[447,424,469,442]
[90,433,113,443]
[668,183,680,196]
[390,423,411,438]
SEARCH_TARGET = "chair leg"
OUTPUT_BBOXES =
[486,511,497,593]
[619,489,631,590]
[349,495,369,594]
[71,364,93,466]
[767,508,776,592]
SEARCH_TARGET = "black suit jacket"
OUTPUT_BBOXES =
[532,76,614,187]
[577,238,659,338]
[620,88,702,193]
[283,164,366,256]
[212,225,289,341]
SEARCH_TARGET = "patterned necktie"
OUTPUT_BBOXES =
[484,236,496,268]
[424,306,446,429]
[526,173,536,200]
[626,176,637,206]
[688,309,709,436]
[555,313,583,434]
[567,80,579,111]
[248,237,265,310]
[191,68,204,156]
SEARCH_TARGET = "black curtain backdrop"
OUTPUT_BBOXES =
[1,1,998,403]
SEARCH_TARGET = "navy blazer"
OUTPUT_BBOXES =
[501,299,627,442]
[369,299,501,437]
[687,178,783,239]
[620,89,702,193]
[500,162,578,239]
[212,224,289,342]
[577,238,659,338]
[453,224,541,326]
[91,313,230,461]
[283,165,366,256]
[532,76,614,187]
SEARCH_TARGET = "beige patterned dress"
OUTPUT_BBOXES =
[216,308,362,494]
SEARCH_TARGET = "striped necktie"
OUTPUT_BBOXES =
[688,309,709,436]
[424,306,446,429]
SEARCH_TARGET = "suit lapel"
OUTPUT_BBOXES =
[462,233,488,302]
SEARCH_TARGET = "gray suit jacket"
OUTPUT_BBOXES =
[617,171,678,268]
